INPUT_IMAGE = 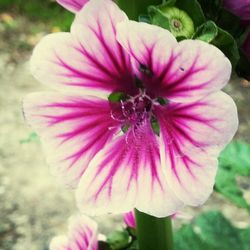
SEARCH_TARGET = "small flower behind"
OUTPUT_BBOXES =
[57,0,89,13]
[123,210,192,229]
[223,0,250,24]
[50,215,98,250]
[23,0,238,217]
[123,211,136,229]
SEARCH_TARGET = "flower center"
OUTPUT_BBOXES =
[121,93,153,127]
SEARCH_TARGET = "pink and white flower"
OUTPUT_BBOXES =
[24,0,238,217]
[57,0,88,13]
[50,215,98,250]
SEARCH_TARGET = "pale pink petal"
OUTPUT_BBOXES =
[154,91,238,205]
[117,21,231,102]
[57,0,88,13]
[31,0,135,98]
[76,121,183,218]
[123,211,136,228]
[50,215,98,250]
[23,92,120,188]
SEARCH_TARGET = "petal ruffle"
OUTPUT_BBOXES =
[76,121,183,218]
[50,215,98,250]
[154,91,238,205]
[31,0,135,98]
[117,21,231,102]
[23,92,120,188]
[57,0,88,13]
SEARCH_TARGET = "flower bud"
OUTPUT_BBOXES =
[161,6,195,38]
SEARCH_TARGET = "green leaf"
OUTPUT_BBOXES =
[106,230,130,250]
[198,0,244,37]
[197,0,222,20]
[148,6,171,30]
[216,9,244,38]
[193,21,218,43]
[175,224,211,250]
[215,168,250,210]
[239,227,250,250]
[175,211,249,250]
[219,141,250,176]
[211,27,240,68]
[193,21,239,68]
[215,141,250,210]
[194,211,244,250]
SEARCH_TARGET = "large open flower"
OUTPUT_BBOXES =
[24,0,238,217]
[50,215,98,250]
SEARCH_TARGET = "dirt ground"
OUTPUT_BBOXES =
[0,15,250,250]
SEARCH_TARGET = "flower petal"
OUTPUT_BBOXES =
[50,215,98,250]
[57,0,88,13]
[31,0,135,98]
[76,121,183,218]
[154,91,238,205]
[117,21,231,102]
[23,92,120,188]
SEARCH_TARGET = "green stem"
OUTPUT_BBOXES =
[116,0,162,20]
[135,209,174,250]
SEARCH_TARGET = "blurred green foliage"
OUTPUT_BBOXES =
[0,0,74,31]
[216,141,250,211]
[175,211,250,250]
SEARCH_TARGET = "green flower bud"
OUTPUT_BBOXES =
[161,6,195,38]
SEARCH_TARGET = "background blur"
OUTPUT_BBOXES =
[0,0,249,249]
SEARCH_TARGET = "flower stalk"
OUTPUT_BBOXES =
[135,209,174,250]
